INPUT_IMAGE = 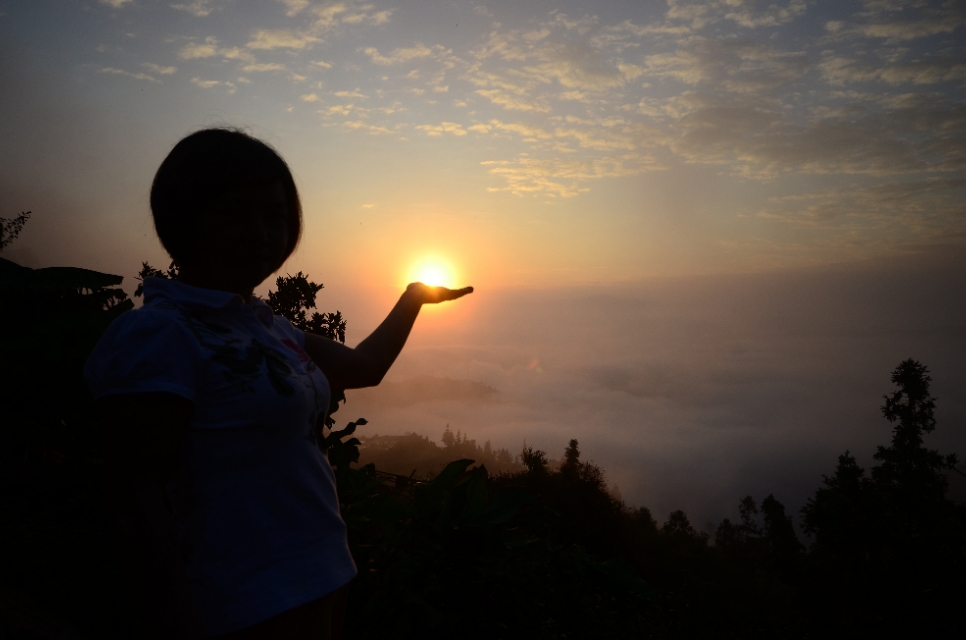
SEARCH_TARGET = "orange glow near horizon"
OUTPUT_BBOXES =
[406,256,458,289]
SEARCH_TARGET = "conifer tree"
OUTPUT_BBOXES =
[441,425,454,448]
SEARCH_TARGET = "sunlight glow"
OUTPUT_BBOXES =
[407,257,457,288]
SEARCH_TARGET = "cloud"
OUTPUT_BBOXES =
[351,377,498,408]
[247,29,318,50]
[416,122,467,137]
[178,37,219,60]
[487,119,552,140]
[301,93,322,102]
[141,63,176,75]
[279,0,309,16]
[343,9,393,25]
[482,153,658,197]
[191,77,236,92]
[241,62,285,72]
[99,67,160,83]
[305,2,391,29]
[475,89,550,112]
[505,40,646,92]
[99,0,132,8]
[820,55,966,86]
[757,178,966,235]
[311,60,333,69]
[368,10,392,25]
[218,46,256,63]
[334,88,367,99]
[323,104,355,116]
[666,0,807,30]
[312,2,348,28]
[171,0,217,17]
[858,3,966,42]
[363,43,434,65]
[342,120,394,134]
[644,37,809,95]
[662,92,966,177]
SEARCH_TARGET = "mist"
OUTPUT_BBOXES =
[340,247,966,530]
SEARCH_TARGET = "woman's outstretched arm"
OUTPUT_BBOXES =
[302,282,472,389]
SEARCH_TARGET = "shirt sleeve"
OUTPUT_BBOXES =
[84,306,203,401]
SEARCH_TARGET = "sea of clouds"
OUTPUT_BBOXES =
[342,248,966,533]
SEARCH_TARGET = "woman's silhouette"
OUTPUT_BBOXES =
[84,128,472,639]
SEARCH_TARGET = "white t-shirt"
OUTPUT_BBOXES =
[84,277,357,636]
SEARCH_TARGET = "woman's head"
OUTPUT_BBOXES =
[150,128,302,278]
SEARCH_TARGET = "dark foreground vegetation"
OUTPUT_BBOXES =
[1,213,964,638]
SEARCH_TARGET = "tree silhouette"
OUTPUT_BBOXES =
[134,261,179,298]
[521,445,549,475]
[873,359,957,504]
[801,451,878,572]
[441,424,455,448]
[800,359,966,634]
[761,494,803,578]
[0,211,30,251]
[561,438,581,478]
[267,271,346,343]
[662,510,702,540]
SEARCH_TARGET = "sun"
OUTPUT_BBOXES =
[407,257,457,288]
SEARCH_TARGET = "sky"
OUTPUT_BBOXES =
[2,0,965,528]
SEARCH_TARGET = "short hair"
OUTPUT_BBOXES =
[150,128,302,266]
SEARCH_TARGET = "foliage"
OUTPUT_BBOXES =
[133,260,179,298]
[325,423,654,639]
[0,211,31,251]
[0,217,142,636]
[267,271,346,343]
[520,444,549,475]
[357,430,522,478]
[0,255,133,468]
[800,359,966,635]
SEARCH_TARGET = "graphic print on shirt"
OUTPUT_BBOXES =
[157,302,297,396]
[155,301,329,437]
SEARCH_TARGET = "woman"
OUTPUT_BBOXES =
[84,128,472,639]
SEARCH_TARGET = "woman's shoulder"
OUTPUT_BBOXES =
[85,302,204,400]
[106,299,192,337]
[89,302,201,365]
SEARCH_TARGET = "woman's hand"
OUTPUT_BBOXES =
[406,282,474,305]
[304,283,474,389]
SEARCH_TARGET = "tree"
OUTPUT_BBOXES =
[562,438,581,477]
[134,261,179,298]
[441,425,454,448]
[267,271,346,343]
[521,445,549,475]
[800,360,966,633]
[0,211,30,251]
[662,510,702,540]
[801,451,878,569]
[872,359,956,506]
[760,494,803,577]
[716,496,761,555]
